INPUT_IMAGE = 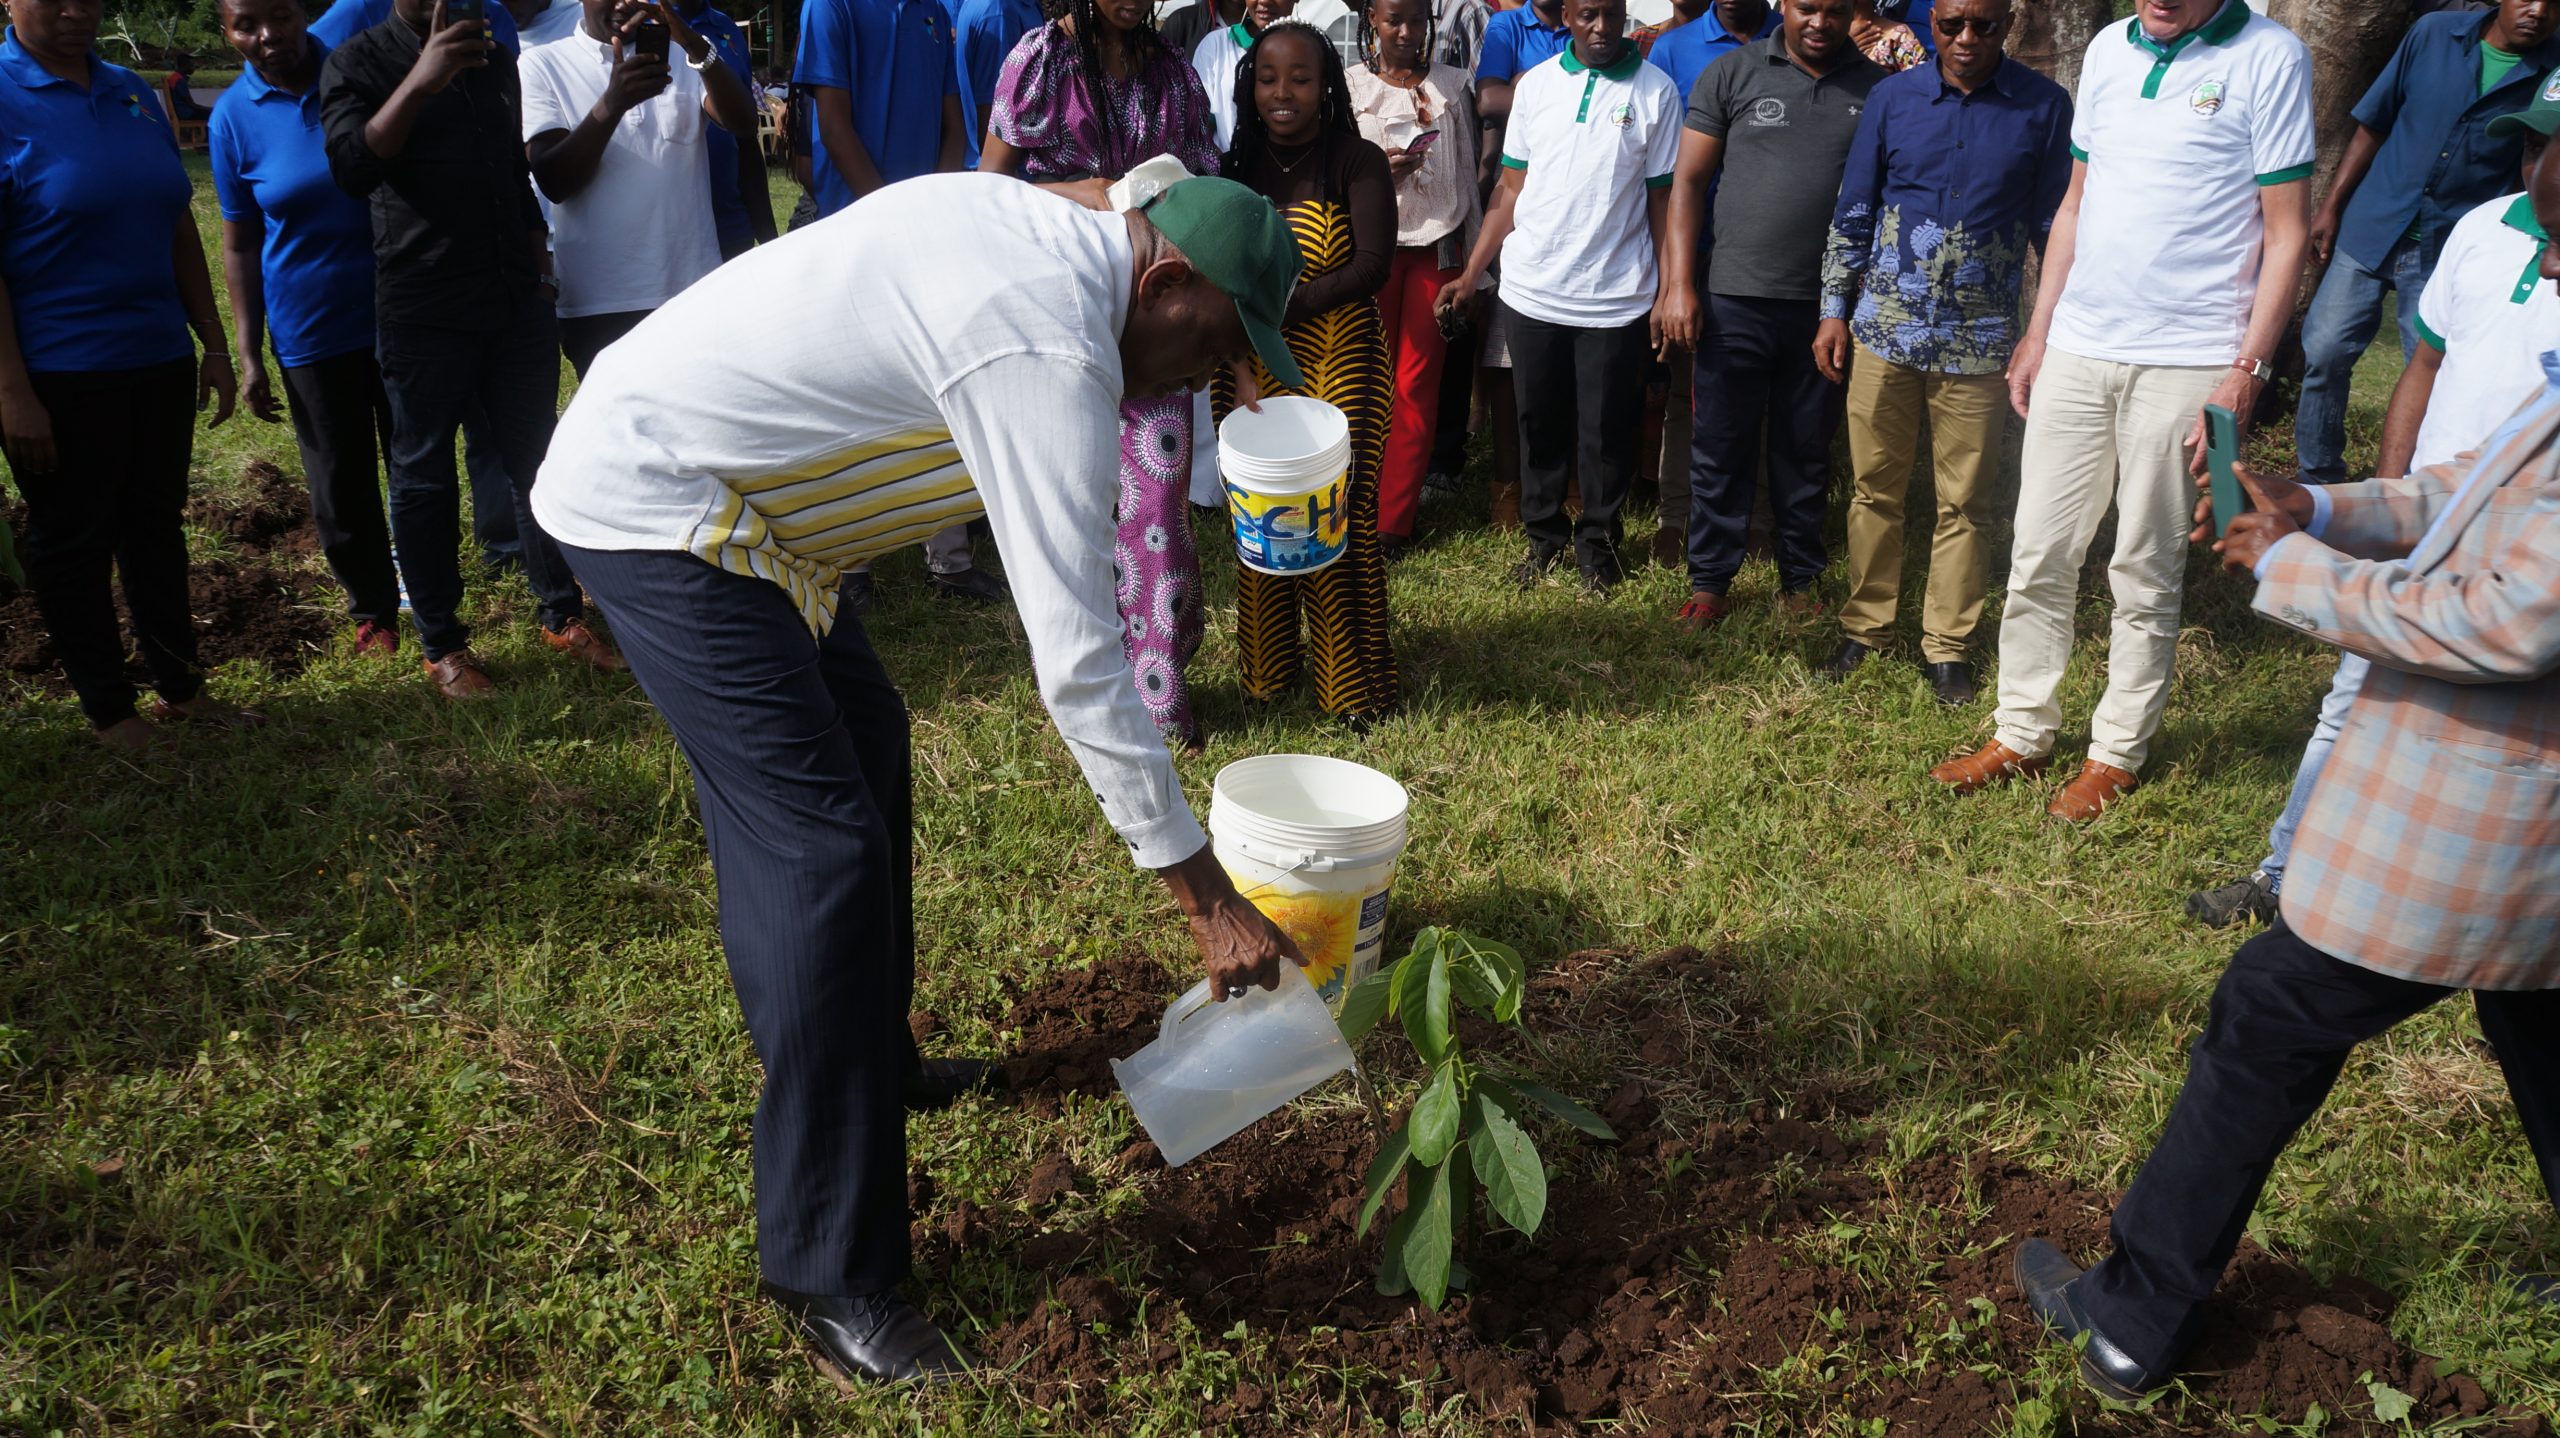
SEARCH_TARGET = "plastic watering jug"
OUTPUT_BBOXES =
[1110,971,1356,1167]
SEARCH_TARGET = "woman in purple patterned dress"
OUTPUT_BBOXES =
[983,0,1224,752]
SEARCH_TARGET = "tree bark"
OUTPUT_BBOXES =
[2008,0,2119,93]
[2266,0,2424,208]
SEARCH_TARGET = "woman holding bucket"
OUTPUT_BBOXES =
[1216,21,1400,724]
[984,0,1225,752]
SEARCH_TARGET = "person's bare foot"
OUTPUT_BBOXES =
[94,715,167,752]
[152,695,269,728]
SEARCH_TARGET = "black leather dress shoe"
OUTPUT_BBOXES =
[2513,1269,2560,1307]
[906,1056,1003,1113]
[1820,638,1872,681]
[2014,1238,2169,1402]
[1924,661,1977,706]
[767,1286,974,1386]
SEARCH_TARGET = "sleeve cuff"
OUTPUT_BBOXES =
[1117,804,1210,871]
[2304,483,2333,540]
[1645,173,1674,189]
[2256,162,2314,186]
[1817,295,1848,320]
[2068,143,2087,162]
[2251,529,2302,581]
[2410,312,2446,352]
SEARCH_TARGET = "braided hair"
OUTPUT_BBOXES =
[1356,0,1439,75]
[1064,0,1165,171]
[1225,19,1358,176]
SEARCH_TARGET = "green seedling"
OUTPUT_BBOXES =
[1336,927,1616,1309]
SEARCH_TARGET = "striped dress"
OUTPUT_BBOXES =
[1223,192,1400,720]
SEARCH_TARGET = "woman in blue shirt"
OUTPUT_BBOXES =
[0,0,249,750]
[213,0,401,655]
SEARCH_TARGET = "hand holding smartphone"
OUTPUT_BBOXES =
[2203,404,2246,537]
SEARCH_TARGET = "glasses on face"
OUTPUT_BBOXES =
[1935,14,2006,35]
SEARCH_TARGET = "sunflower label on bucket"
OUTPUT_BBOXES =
[1218,397,1354,576]
[1225,477,1349,574]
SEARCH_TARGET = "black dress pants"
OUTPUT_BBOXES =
[559,309,654,380]
[562,541,917,1295]
[1687,293,1840,595]
[2080,919,2560,1375]
[14,360,203,727]
[280,349,400,628]
[1504,302,1646,569]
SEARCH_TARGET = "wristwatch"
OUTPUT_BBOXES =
[2232,356,2272,382]
[685,45,716,70]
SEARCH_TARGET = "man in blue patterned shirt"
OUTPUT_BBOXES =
[1812,0,2070,704]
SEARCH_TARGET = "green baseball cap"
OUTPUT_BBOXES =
[2488,64,2560,141]
[1139,177,1306,391]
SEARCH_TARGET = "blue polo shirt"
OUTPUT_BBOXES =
[683,3,753,246]
[210,47,375,368]
[1646,4,1777,102]
[310,0,522,54]
[1475,6,1571,84]
[793,0,960,216]
[952,0,1042,167]
[0,36,195,373]
[2341,10,2560,270]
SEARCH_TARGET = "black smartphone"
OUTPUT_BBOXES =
[446,0,484,25]
[633,18,671,61]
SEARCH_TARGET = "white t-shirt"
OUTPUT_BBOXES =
[1494,50,1681,329]
[518,0,583,47]
[534,173,1208,869]
[2411,192,2557,472]
[1193,22,1249,150]
[2046,2,2315,367]
[519,26,724,318]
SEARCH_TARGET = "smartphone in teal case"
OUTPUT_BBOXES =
[2204,404,2245,537]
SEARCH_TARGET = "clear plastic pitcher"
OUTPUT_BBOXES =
[1110,972,1355,1167]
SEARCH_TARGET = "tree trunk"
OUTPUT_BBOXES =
[2266,0,2424,208]
[2008,0,2118,93]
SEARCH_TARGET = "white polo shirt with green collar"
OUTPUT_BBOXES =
[1494,46,1683,330]
[2047,0,2315,366]
[2411,191,2556,470]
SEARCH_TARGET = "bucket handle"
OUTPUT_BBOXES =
[1162,981,1218,1037]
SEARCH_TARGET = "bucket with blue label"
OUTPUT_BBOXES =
[1218,396,1352,576]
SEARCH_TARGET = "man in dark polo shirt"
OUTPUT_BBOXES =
[1657,0,1883,631]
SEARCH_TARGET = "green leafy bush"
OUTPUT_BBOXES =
[1337,928,1615,1309]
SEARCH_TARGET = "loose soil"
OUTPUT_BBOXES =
[0,462,336,692]
[951,947,2551,1435]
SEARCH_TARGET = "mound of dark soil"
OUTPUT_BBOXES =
[0,461,336,690]
[942,948,2549,1436]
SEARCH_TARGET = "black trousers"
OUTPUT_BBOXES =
[14,360,202,727]
[559,309,653,380]
[280,349,400,628]
[1688,292,1840,595]
[562,541,917,1296]
[2081,919,2560,1374]
[377,313,584,658]
[1504,302,1646,568]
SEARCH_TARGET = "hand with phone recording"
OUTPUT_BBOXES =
[412,0,493,94]
[2190,461,2312,575]
[600,1,676,118]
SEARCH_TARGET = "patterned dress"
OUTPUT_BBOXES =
[1220,196,1400,720]
[992,24,1223,744]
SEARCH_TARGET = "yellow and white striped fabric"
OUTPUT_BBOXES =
[688,429,982,633]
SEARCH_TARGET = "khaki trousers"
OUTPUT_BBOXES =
[1838,345,2006,663]
[1991,346,2223,775]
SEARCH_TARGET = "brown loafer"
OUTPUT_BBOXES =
[151,695,268,728]
[2048,761,2138,822]
[1928,740,2051,794]
[545,619,627,673]
[95,715,171,752]
[425,649,497,700]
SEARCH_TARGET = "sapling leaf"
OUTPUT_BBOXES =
[1400,940,1452,1064]
[1468,1091,1547,1235]
[1402,1154,1456,1309]
[1357,1124,1410,1239]
[1408,1063,1463,1166]
[1338,967,1396,1044]
[1376,1201,1414,1296]
[1483,1072,1618,1140]
[1447,955,1500,1012]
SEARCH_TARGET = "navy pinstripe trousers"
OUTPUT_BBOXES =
[565,542,919,1296]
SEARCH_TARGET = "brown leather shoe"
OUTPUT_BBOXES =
[1928,741,2051,794]
[152,695,268,728]
[2048,761,2138,822]
[425,649,497,699]
[95,715,170,752]
[545,620,627,672]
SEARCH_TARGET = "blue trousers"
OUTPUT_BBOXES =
[564,543,919,1296]
[2078,920,2560,1375]
[2260,654,2368,889]
[2294,236,2430,486]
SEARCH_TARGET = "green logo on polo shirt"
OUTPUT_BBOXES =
[2190,78,2225,115]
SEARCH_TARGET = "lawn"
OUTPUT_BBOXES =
[2,162,2554,1435]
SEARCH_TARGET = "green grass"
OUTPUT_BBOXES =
[3,163,2553,1435]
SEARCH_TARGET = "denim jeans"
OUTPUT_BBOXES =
[378,313,586,659]
[2293,235,2430,485]
[2258,654,2369,889]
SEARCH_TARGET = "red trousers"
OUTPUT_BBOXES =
[1377,245,1456,543]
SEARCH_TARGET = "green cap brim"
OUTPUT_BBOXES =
[2488,110,2559,142]
[1241,311,1306,392]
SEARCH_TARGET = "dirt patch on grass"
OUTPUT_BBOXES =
[951,947,2548,1436]
[0,461,336,692]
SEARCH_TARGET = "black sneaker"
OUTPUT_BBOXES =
[928,567,1009,605]
[2186,870,2278,929]
[1576,548,1624,597]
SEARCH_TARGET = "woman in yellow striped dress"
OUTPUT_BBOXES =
[1217,21,1400,724]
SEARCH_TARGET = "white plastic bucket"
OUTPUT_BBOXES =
[1208,754,1411,1008]
[1219,397,1352,576]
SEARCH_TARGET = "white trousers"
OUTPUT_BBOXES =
[1992,346,2224,775]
